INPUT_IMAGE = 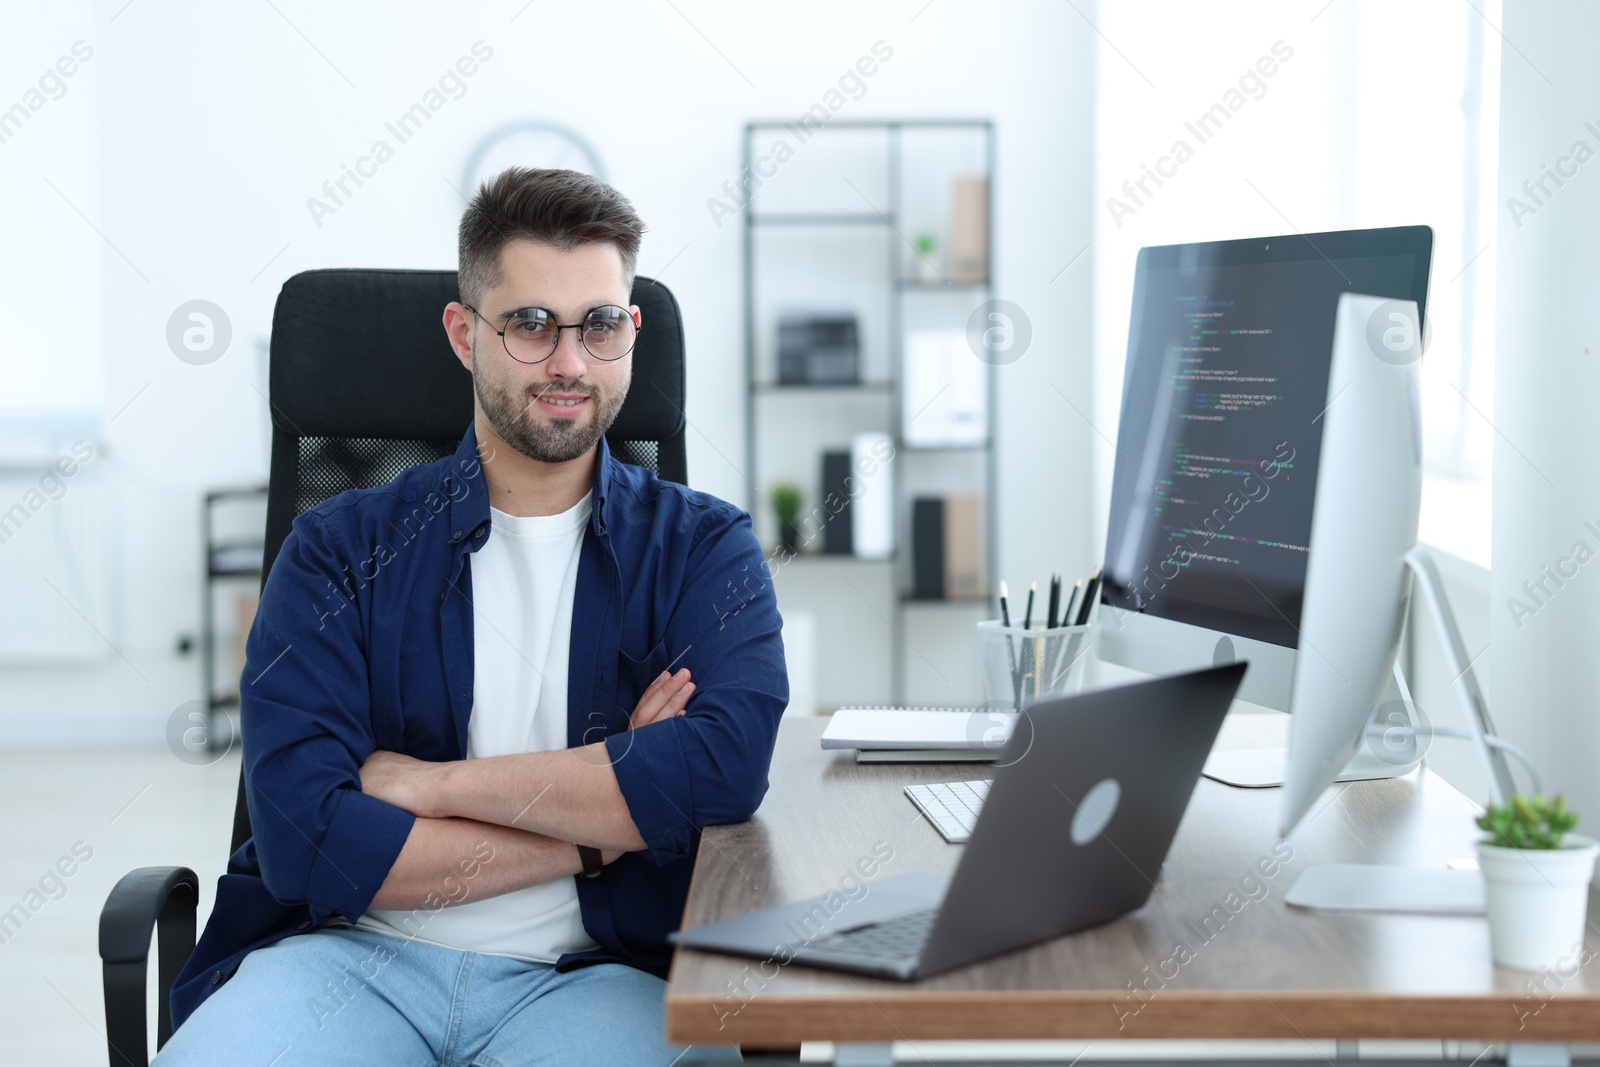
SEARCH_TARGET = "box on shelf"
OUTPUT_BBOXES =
[820,451,853,555]
[778,313,859,385]
[943,494,986,600]
[903,328,987,448]
[948,176,989,284]
[850,432,894,560]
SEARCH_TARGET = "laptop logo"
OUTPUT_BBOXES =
[1070,778,1122,845]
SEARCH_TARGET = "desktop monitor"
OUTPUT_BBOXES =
[1279,291,1423,836]
[1277,293,1517,908]
[1097,226,1433,721]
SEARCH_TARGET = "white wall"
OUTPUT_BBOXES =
[0,1,1097,741]
[1490,0,1600,819]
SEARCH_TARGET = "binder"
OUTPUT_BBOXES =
[820,451,853,555]
[912,497,945,599]
[851,432,893,560]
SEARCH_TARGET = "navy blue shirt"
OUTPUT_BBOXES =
[171,426,787,1030]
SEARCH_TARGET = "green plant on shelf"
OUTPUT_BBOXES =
[1476,793,1579,849]
[770,482,802,554]
[910,232,939,282]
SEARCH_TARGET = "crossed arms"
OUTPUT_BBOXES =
[359,668,695,910]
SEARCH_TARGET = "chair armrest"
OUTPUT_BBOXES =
[99,866,199,1067]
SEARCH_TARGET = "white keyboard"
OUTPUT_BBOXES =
[904,780,991,843]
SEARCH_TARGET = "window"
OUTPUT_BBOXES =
[1091,0,1501,569]
[0,5,105,458]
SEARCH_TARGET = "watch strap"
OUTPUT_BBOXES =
[577,844,604,879]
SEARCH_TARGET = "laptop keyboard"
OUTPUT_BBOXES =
[807,907,939,961]
[904,780,990,843]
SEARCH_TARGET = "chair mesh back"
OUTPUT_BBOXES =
[294,435,666,517]
[295,436,462,515]
[608,438,660,475]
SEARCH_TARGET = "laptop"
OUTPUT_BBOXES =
[670,662,1248,980]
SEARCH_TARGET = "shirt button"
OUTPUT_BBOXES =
[452,530,462,542]
[211,970,223,984]
[299,920,312,930]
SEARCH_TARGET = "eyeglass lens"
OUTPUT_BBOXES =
[502,305,636,362]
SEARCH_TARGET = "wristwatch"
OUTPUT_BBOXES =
[577,844,604,879]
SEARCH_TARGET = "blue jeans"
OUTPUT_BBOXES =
[152,924,739,1066]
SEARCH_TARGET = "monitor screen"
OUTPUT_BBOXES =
[1101,226,1432,648]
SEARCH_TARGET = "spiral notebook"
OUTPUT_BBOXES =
[820,706,1013,758]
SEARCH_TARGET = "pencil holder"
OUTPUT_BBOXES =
[977,619,1094,714]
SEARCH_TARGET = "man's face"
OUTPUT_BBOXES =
[458,238,636,464]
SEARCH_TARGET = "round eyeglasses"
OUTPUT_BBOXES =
[464,302,640,364]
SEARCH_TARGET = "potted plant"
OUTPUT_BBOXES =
[770,482,802,555]
[910,232,939,282]
[1476,794,1598,971]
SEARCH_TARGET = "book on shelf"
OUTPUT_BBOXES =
[943,494,986,600]
[912,498,945,599]
[850,432,894,561]
[948,175,990,284]
[902,328,987,449]
[820,450,853,555]
[911,493,986,600]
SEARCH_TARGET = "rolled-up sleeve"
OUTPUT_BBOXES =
[604,506,788,864]
[241,512,416,922]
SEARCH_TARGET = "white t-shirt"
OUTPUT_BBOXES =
[351,490,600,962]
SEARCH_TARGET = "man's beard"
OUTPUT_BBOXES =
[473,347,630,464]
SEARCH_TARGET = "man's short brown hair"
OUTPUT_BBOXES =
[457,167,646,306]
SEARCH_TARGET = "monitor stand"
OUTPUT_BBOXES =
[1201,664,1423,788]
[1285,862,1485,913]
[1203,744,1414,788]
[1283,547,1517,915]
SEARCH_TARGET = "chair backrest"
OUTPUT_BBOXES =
[231,268,687,855]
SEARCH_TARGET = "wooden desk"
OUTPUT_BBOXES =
[666,715,1600,1048]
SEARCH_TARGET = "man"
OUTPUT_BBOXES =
[157,167,786,1065]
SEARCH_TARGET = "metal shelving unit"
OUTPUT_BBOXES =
[742,118,997,705]
[202,485,267,751]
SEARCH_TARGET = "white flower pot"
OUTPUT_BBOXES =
[1477,833,1599,972]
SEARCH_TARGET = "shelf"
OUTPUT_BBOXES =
[209,542,264,575]
[750,213,890,227]
[765,551,895,564]
[753,381,891,393]
[205,486,269,504]
[900,595,990,607]
[899,441,993,453]
[745,118,993,131]
[896,278,991,290]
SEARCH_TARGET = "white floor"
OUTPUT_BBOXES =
[0,744,241,1066]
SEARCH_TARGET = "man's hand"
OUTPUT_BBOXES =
[359,749,448,818]
[630,667,694,730]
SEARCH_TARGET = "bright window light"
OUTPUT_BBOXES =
[1091,0,1500,570]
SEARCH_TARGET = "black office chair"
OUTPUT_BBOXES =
[96,268,688,1067]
